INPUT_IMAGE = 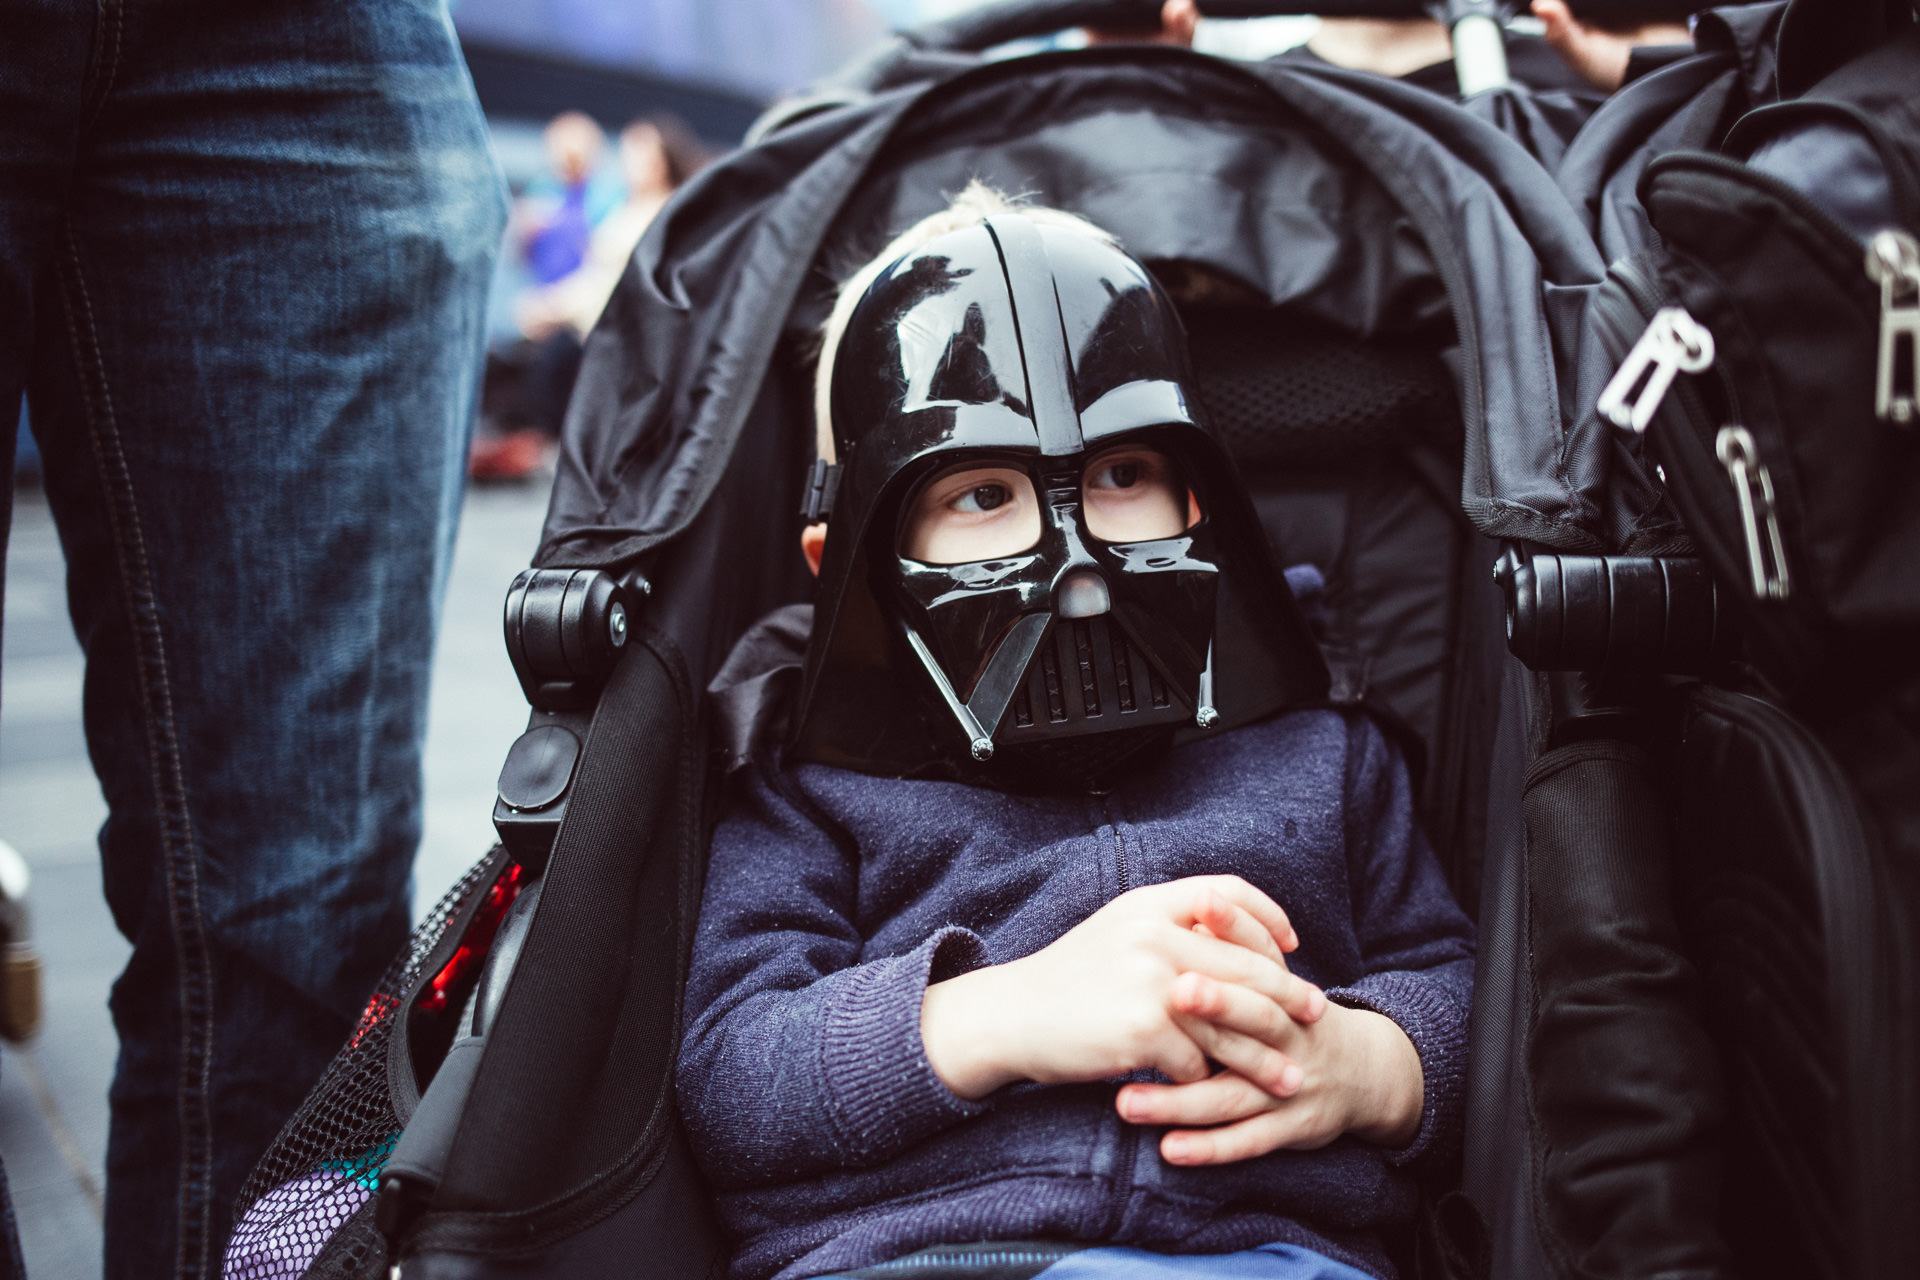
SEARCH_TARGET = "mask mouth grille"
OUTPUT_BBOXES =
[1007,617,1180,739]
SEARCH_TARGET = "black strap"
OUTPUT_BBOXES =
[430,636,693,1215]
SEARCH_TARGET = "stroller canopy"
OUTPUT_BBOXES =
[536,45,1640,607]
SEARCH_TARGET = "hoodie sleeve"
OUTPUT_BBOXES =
[1322,714,1476,1170]
[675,759,991,1188]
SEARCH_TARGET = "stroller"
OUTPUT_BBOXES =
[225,2,1920,1278]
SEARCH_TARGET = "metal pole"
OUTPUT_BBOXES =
[1442,0,1511,94]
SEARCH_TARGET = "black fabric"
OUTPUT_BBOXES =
[403,1122,722,1280]
[1555,3,1788,263]
[536,46,1613,584]
[1672,686,1918,1280]
[1184,311,1460,471]
[710,603,811,775]
[1460,661,1554,1280]
[1622,118,1920,704]
[1521,741,1729,1280]
[1774,0,1917,97]
[399,637,718,1274]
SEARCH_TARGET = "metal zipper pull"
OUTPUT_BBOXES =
[1714,425,1791,600]
[1598,306,1716,433]
[1867,229,1920,425]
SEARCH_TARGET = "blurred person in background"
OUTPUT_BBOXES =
[1081,0,1688,92]
[1531,0,1695,90]
[474,115,707,481]
[1295,2,1692,93]
[515,111,623,290]
[0,1,505,1276]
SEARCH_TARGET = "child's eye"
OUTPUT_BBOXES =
[1092,463,1140,490]
[954,484,1011,514]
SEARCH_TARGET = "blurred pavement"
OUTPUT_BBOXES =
[0,478,550,1279]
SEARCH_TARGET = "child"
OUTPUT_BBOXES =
[676,186,1473,1280]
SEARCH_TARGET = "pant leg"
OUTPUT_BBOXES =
[22,2,506,1276]
[0,4,96,1273]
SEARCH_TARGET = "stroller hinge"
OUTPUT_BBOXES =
[1598,305,1716,433]
[1868,229,1920,425]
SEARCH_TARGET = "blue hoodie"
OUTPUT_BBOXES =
[676,710,1473,1280]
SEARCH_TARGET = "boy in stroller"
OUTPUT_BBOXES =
[676,186,1474,1280]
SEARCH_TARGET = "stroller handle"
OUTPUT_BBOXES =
[904,0,1698,53]
[906,1,1421,50]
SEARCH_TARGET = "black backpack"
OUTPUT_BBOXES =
[1572,10,1920,1279]
[1592,23,1920,707]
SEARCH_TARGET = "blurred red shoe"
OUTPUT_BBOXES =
[468,428,551,482]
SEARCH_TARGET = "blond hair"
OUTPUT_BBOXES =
[812,182,1115,462]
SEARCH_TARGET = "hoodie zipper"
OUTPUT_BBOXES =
[1096,795,1135,1238]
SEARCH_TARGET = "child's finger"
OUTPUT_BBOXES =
[1190,888,1288,967]
[1190,876,1299,952]
[1164,929,1327,1024]
[1168,971,1297,1053]
[1158,1106,1341,1166]
[1174,1015,1302,1098]
[1115,1070,1272,1127]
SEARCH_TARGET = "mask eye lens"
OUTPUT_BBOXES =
[1082,447,1191,543]
[902,465,1040,564]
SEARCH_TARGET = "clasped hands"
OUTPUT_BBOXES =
[920,875,1422,1165]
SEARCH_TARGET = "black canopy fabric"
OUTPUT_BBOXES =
[533,44,1647,641]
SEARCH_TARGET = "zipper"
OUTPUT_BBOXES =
[1601,255,1724,443]
[1597,305,1716,433]
[866,1250,1079,1271]
[1866,228,1920,425]
[1647,152,1920,430]
[1101,797,1130,897]
[1603,256,1795,604]
[1092,793,1134,1239]
[1713,426,1792,601]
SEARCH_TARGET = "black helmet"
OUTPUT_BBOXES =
[791,212,1327,787]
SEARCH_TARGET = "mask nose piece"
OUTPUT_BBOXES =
[1056,570,1111,619]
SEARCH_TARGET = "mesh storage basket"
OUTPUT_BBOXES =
[224,848,521,1279]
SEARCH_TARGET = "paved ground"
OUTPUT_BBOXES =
[0,476,552,1279]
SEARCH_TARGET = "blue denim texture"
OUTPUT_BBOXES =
[0,2,506,1276]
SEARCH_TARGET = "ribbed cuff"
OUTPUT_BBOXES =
[821,926,992,1163]
[1326,971,1468,1168]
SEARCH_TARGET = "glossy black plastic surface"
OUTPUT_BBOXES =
[793,215,1327,782]
[491,710,592,870]
[1499,549,1732,674]
[503,568,636,711]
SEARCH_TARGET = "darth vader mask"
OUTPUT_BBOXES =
[791,213,1326,788]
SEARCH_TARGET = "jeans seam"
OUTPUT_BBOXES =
[57,219,217,1280]
[82,0,126,122]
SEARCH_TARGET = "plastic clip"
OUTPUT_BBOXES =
[800,459,841,522]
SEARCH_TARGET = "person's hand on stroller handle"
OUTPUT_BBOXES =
[919,876,1328,1106]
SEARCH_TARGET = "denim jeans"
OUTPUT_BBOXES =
[0,2,505,1276]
